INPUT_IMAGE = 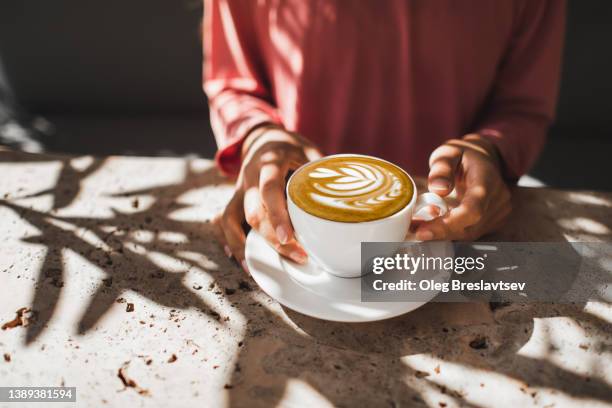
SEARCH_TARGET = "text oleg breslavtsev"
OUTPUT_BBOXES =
[372,279,526,293]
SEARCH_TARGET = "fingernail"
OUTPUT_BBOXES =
[416,229,434,241]
[290,250,307,264]
[241,260,249,273]
[430,179,450,192]
[276,225,290,245]
[224,245,232,258]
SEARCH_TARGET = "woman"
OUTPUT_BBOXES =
[204,0,565,271]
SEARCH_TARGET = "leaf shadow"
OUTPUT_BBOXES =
[1,151,611,407]
[0,155,231,344]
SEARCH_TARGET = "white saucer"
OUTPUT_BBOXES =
[245,230,453,322]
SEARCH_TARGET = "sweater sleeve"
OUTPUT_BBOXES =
[203,0,283,177]
[474,0,566,180]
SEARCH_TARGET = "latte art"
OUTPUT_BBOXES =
[289,156,413,222]
[309,162,402,210]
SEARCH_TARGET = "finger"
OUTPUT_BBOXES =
[287,132,324,162]
[211,214,231,257]
[258,216,308,264]
[465,202,511,240]
[285,148,314,170]
[465,186,512,238]
[448,183,488,228]
[221,192,248,271]
[415,217,452,241]
[244,186,263,230]
[213,190,243,259]
[303,145,323,161]
[245,186,307,264]
[428,143,463,196]
[416,177,490,241]
[259,162,293,245]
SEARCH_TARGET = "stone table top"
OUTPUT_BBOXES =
[0,150,611,408]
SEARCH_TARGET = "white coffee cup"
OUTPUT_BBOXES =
[287,154,448,278]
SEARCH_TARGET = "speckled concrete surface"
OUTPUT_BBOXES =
[0,150,611,408]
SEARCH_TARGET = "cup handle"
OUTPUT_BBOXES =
[413,192,448,221]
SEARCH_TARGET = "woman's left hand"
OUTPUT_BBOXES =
[415,134,512,241]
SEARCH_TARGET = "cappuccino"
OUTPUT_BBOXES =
[288,155,413,222]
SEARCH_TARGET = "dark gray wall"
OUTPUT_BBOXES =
[527,1,612,190]
[0,0,206,114]
[552,1,612,137]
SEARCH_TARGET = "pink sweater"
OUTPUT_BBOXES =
[203,0,565,180]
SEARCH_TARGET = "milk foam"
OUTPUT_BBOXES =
[308,162,402,212]
[288,155,413,222]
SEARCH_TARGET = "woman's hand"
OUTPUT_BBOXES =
[213,125,322,272]
[416,134,512,241]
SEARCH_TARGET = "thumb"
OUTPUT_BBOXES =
[427,142,463,197]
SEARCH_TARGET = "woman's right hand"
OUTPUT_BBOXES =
[213,125,322,272]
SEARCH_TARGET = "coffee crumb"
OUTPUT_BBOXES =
[436,384,464,399]
[168,354,177,363]
[434,365,441,374]
[579,343,589,350]
[117,362,149,396]
[126,303,135,313]
[238,280,252,291]
[3,353,10,362]
[414,370,430,378]
[2,307,37,330]
[132,198,139,209]
[116,297,126,304]
[192,284,203,290]
[469,336,488,350]
[224,384,233,389]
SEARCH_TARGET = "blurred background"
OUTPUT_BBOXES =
[0,1,610,189]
